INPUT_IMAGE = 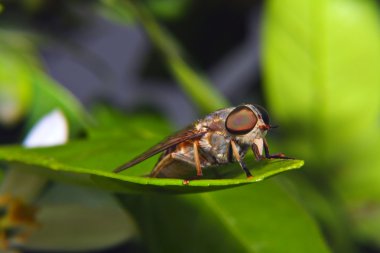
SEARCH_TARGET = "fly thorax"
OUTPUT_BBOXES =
[194,121,205,131]
[199,132,230,163]
[199,133,212,152]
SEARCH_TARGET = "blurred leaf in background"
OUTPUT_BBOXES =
[145,0,190,20]
[0,30,90,138]
[262,0,380,251]
[0,32,35,127]
[262,0,380,168]
[123,180,330,253]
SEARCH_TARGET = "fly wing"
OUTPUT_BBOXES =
[113,126,206,173]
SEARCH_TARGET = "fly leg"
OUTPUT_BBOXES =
[150,153,176,177]
[231,140,253,179]
[150,143,203,182]
[251,143,264,160]
[182,141,204,185]
[151,153,199,179]
[263,138,293,159]
[193,141,202,176]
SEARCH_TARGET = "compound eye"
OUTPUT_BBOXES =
[255,104,270,126]
[225,106,257,135]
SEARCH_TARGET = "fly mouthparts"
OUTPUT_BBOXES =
[269,125,279,129]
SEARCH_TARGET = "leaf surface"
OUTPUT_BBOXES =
[0,136,303,193]
[262,0,380,249]
[122,180,331,253]
[262,0,380,166]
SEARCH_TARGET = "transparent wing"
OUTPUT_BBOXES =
[113,126,206,173]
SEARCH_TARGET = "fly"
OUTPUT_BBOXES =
[114,104,290,179]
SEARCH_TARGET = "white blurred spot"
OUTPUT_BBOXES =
[23,110,68,148]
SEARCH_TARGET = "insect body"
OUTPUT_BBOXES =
[114,104,289,179]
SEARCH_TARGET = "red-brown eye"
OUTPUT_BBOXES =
[225,106,257,135]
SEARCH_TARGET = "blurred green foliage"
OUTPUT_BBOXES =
[0,31,89,137]
[263,0,380,168]
[263,0,380,251]
[0,0,379,252]
[124,181,330,253]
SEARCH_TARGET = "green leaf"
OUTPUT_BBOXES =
[0,30,90,135]
[0,108,303,193]
[98,0,190,24]
[145,0,191,20]
[262,0,380,166]
[0,137,303,193]
[27,71,91,137]
[87,106,172,139]
[122,180,331,253]
[24,184,138,252]
[0,62,33,127]
[0,32,35,126]
[283,174,358,253]
[262,0,380,249]
[334,141,380,247]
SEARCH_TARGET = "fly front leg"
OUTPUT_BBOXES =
[231,140,253,178]
[251,143,264,161]
[263,138,293,159]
